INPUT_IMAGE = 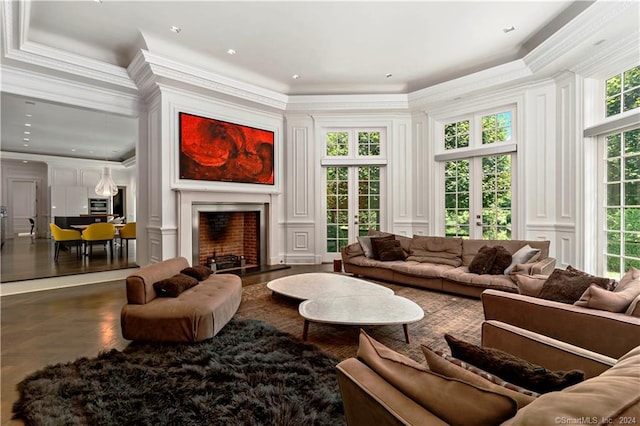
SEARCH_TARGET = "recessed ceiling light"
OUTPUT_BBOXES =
[170,25,181,34]
[25,101,35,105]
[227,48,237,55]
[292,74,300,80]
[595,39,606,46]
[23,160,28,163]
[24,131,30,135]
[23,143,29,147]
[25,113,32,118]
[503,25,515,33]
[385,73,393,78]
[24,123,31,127]
[71,149,76,152]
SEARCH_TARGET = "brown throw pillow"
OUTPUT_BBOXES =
[370,235,395,260]
[566,265,616,290]
[445,334,584,394]
[153,274,199,297]
[490,246,512,275]
[374,239,406,261]
[468,245,496,275]
[180,265,213,281]
[538,267,614,304]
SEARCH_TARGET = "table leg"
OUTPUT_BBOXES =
[403,324,410,344]
[302,319,309,341]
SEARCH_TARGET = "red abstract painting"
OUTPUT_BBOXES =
[179,112,274,185]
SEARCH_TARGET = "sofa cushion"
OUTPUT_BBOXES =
[357,235,377,258]
[180,265,213,281]
[575,268,640,312]
[538,267,614,304]
[356,330,518,425]
[347,255,404,270]
[422,345,538,409]
[503,345,640,426]
[468,245,497,275]
[408,236,463,267]
[373,239,406,261]
[153,273,199,297]
[389,261,455,278]
[445,334,584,394]
[440,267,518,292]
[376,231,413,255]
[504,245,541,275]
[512,274,548,297]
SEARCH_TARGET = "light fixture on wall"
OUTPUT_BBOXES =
[95,167,119,196]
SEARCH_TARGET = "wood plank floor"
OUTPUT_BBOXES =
[1,263,333,425]
[1,237,138,283]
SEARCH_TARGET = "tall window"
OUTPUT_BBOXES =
[603,129,640,276]
[606,65,640,117]
[440,109,515,240]
[323,129,386,256]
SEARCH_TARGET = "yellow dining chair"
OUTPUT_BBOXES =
[82,222,116,258]
[118,222,136,258]
[49,223,83,261]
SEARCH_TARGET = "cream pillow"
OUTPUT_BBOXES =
[615,267,640,292]
[504,245,541,275]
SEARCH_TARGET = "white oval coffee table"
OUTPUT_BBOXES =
[266,272,394,300]
[298,294,424,343]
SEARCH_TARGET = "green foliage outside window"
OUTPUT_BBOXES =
[444,121,470,150]
[482,112,512,144]
[605,129,640,277]
[606,65,640,117]
[358,132,381,156]
[326,132,349,156]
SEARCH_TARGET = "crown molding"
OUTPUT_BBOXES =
[0,150,126,168]
[570,31,640,78]
[286,94,409,112]
[524,0,638,74]
[1,1,136,91]
[0,64,140,116]
[128,50,289,111]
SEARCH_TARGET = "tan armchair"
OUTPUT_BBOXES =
[82,222,115,257]
[49,223,82,261]
[118,222,136,257]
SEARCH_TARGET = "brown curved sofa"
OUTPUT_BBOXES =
[121,257,242,342]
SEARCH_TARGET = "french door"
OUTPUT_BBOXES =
[324,165,383,260]
[444,154,512,239]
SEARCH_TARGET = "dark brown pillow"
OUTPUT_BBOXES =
[180,265,213,281]
[468,245,496,275]
[538,267,614,304]
[153,274,199,297]
[370,235,396,260]
[566,265,616,290]
[490,246,513,275]
[375,239,406,261]
[444,334,584,394]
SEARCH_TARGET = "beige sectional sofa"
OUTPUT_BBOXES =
[121,257,242,342]
[341,233,555,298]
[336,289,640,425]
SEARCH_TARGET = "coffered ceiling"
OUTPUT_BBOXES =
[1,1,637,161]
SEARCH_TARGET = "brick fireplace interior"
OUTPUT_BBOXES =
[198,211,260,270]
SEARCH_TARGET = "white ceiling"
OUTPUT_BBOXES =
[0,0,615,161]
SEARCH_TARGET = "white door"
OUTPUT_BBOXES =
[11,180,37,236]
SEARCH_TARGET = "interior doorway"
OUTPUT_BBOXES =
[10,179,37,237]
[113,186,126,219]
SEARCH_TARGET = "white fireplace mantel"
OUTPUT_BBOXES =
[176,189,275,264]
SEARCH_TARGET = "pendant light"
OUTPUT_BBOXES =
[95,166,118,196]
[95,112,119,197]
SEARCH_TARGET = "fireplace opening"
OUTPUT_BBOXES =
[198,211,260,272]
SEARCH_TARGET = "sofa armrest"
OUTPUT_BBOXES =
[530,257,556,275]
[336,358,446,426]
[481,320,616,378]
[482,289,640,359]
[341,241,364,261]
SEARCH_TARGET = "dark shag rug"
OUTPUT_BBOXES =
[12,319,345,426]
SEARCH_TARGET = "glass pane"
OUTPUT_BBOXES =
[480,154,512,240]
[444,120,470,150]
[338,226,349,239]
[607,208,621,230]
[327,225,337,238]
[606,95,621,117]
[357,131,381,157]
[326,132,349,156]
[624,233,640,259]
[624,66,640,90]
[607,134,621,157]
[625,208,640,231]
[623,88,640,112]
[327,240,337,253]
[606,74,622,97]
[606,256,621,276]
[357,166,381,231]
[625,182,640,205]
[607,159,621,181]
[445,193,457,208]
[482,111,511,145]
[624,258,640,271]
[607,232,621,255]
[625,155,640,181]
[607,183,621,206]
[625,129,640,154]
